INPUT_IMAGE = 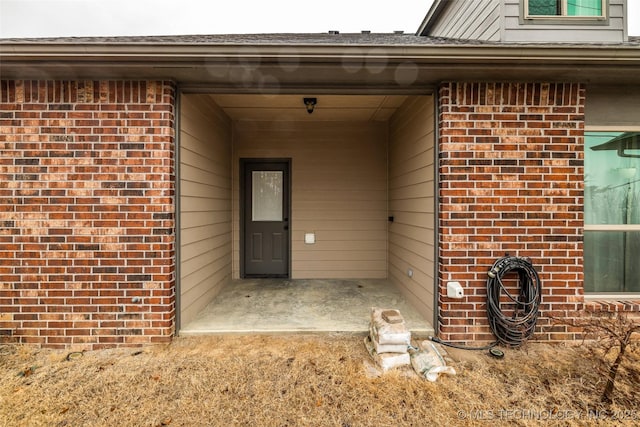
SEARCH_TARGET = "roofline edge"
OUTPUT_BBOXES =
[416,0,450,36]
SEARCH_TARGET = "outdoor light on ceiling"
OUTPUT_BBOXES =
[303,97,317,114]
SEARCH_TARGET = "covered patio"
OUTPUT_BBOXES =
[178,93,438,334]
[179,279,435,336]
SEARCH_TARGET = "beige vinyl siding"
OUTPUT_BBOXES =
[232,121,388,279]
[179,95,232,326]
[428,0,501,41]
[503,0,626,43]
[388,96,436,324]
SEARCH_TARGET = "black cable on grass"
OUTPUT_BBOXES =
[486,255,541,347]
[429,336,497,351]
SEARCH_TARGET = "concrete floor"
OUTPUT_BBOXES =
[180,279,435,337]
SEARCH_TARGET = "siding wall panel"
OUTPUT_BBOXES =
[388,95,437,325]
[232,121,387,279]
[428,0,501,41]
[426,0,625,43]
[179,94,232,327]
[585,85,640,126]
[503,0,625,42]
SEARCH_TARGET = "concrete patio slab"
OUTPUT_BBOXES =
[180,279,435,338]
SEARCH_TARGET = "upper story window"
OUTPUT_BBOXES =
[525,0,605,18]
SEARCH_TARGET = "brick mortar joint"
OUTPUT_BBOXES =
[584,300,640,313]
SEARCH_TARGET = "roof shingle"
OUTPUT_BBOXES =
[1,33,639,47]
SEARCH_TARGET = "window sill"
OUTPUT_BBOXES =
[521,17,608,26]
[585,299,640,313]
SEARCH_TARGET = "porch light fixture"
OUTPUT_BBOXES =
[303,97,317,114]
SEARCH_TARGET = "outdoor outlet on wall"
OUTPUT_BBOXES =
[407,268,413,278]
[447,281,464,298]
[304,233,316,244]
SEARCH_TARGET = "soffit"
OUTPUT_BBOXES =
[209,94,408,121]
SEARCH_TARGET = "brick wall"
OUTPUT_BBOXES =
[438,82,585,343]
[0,80,176,349]
[585,300,640,325]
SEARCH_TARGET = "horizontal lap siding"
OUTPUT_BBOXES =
[232,121,387,279]
[388,96,437,324]
[503,0,625,43]
[429,0,625,43]
[179,95,231,327]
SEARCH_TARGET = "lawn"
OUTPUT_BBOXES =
[1,335,639,426]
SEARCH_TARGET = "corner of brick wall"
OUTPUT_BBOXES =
[0,80,176,349]
[437,82,586,344]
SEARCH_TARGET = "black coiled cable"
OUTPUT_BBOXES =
[486,255,541,347]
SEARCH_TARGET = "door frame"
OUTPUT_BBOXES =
[239,158,292,278]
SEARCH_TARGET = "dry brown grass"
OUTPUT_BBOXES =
[1,335,639,426]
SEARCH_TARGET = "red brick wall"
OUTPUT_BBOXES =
[437,82,585,343]
[0,80,176,349]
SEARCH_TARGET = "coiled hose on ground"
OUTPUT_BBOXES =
[486,255,542,347]
[431,255,542,351]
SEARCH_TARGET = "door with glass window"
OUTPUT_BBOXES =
[241,159,290,277]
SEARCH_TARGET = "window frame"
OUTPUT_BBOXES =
[584,126,640,298]
[521,0,608,25]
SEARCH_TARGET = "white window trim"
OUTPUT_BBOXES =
[585,293,640,300]
[586,225,640,231]
[585,126,640,132]
[584,127,640,295]
[523,0,607,20]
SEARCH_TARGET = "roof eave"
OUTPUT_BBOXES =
[1,42,639,88]
[1,41,640,61]
[416,0,450,36]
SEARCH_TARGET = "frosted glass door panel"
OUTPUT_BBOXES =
[252,171,283,221]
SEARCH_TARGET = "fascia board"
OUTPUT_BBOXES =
[0,43,640,62]
[1,43,639,65]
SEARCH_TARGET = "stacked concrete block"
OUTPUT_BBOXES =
[364,307,411,371]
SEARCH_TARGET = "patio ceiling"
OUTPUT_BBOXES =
[208,94,409,121]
